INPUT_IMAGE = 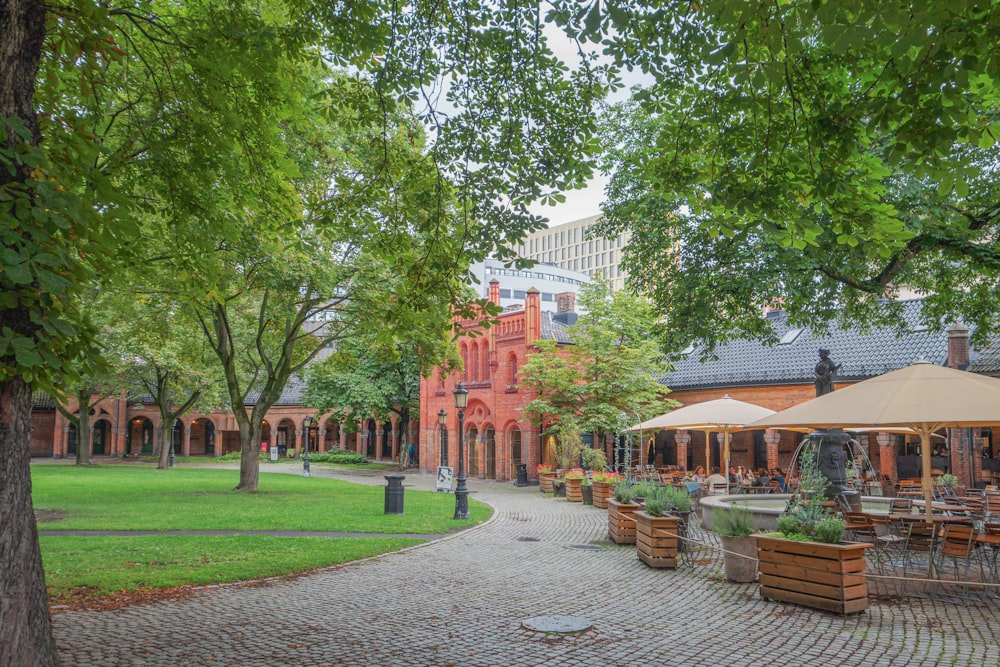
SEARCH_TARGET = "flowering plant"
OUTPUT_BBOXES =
[536,463,554,474]
[591,471,618,483]
[564,470,586,480]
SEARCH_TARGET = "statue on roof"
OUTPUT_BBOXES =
[814,348,841,397]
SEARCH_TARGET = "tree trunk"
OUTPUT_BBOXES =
[156,415,171,470]
[0,378,61,666]
[235,418,262,492]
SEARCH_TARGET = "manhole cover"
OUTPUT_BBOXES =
[521,615,592,634]
[566,544,602,551]
[517,536,540,542]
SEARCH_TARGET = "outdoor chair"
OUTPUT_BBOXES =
[930,524,979,605]
[900,522,937,596]
[984,493,1000,522]
[980,523,1000,584]
[871,513,906,570]
[890,497,913,514]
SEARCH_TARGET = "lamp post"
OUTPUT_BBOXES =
[453,382,469,519]
[168,437,176,467]
[303,417,312,477]
[360,430,368,458]
[438,408,448,467]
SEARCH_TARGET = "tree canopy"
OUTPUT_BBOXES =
[561,1,1000,352]
[520,279,675,448]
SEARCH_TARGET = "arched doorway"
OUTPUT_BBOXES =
[92,420,109,455]
[323,419,340,452]
[171,419,183,458]
[190,418,215,456]
[275,418,294,457]
[484,427,496,479]
[508,429,522,479]
[67,424,77,456]
[467,427,479,477]
[381,421,392,459]
[365,420,377,458]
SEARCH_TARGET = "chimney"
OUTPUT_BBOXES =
[488,279,501,308]
[556,291,575,314]
[525,287,541,344]
[947,323,970,370]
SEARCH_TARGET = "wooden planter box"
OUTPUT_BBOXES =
[565,477,584,502]
[757,536,873,615]
[593,481,613,509]
[634,512,680,569]
[538,472,555,494]
[607,499,641,544]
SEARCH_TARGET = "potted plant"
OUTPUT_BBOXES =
[937,473,959,498]
[634,486,681,568]
[581,475,594,505]
[564,470,585,502]
[713,503,758,583]
[536,463,555,494]
[591,470,617,509]
[758,494,873,614]
[608,481,641,544]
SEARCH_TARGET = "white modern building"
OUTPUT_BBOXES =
[514,214,631,291]
[468,258,589,313]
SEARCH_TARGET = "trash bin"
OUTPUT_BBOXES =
[515,463,528,487]
[384,474,405,515]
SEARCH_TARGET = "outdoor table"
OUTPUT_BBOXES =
[745,486,772,494]
[889,513,975,525]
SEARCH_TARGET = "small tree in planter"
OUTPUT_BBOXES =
[759,482,873,614]
[635,486,681,568]
[714,504,759,582]
[608,480,640,544]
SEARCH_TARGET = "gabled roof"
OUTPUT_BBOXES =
[659,299,953,390]
[971,337,1000,374]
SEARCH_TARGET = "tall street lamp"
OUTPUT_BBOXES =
[453,383,469,519]
[303,417,312,477]
[438,408,448,467]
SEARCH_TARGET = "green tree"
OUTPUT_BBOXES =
[520,279,676,460]
[3,0,605,659]
[560,1,1000,351]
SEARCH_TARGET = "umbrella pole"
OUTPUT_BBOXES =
[705,431,710,474]
[921,427,933,522]
[723,431,731,489]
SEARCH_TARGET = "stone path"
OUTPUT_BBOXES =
[53,466,1000,666]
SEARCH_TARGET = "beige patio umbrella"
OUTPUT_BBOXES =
[629,395,777,480]
[748,361,1000,521]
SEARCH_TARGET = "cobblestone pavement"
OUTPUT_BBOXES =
[53,466,1000,666]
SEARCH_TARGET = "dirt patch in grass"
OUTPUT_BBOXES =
[35,509,66,524]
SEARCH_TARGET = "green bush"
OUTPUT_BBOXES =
[614,481,636,503]
[812,516,846,544]
[308,451,369,465]
[714,504,756,537]
[644,494,667,517]
[776,513,801,537]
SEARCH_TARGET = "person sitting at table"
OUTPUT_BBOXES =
[752,468,771,491]
[728,466,739,484]
[691,465,706,483]
[771,468,787,493]
[706,467,729,495]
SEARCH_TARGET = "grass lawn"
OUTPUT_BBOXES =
[32,465,489,605]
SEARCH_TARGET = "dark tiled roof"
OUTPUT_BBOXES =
[246,375,304,406]
[541,310,573,344]
[659,299,952,390]
[971,337,1000,374]
[32,391,55,409]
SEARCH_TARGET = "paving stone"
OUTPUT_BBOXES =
[52,464,1000,666]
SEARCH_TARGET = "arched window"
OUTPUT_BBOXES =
[507,353,518,386]
[470,342,479,383]
[481,345,490,382]
[460,343,469,383]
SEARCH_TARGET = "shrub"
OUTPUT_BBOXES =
[307,451,369,465]
[812,516,846,544]
[614,481,636,503]
[644,493,667,517]
[581,447,608,472]
[714,504,756,537]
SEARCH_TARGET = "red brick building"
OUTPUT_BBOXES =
[30,381,418,464]
[420,291,1000,490]
[418,280,578,482]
